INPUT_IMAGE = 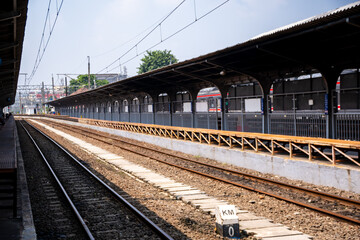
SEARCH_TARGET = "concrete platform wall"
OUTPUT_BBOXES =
[44,118,360,194]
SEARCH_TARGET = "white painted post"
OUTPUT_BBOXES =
[215,205,240,239]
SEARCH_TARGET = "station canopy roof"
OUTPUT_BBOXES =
[49,1,360,106]
[0,0,28,107]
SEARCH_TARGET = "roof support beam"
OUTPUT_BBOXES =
[256,44,309,67]
[172,69,218,86]
[0,69,15,76]
[346,17,360,28]
[205,60,260,80]
[172,68,230,101]
[0,42,18,51]
[0,11,21,22]
[0,59,17,66]
[149,75,187,91]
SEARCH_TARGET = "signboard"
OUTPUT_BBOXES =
[215,205,240,239]
[183,102,191,112]
[324,94,328,115]
[196,101,208,112]
[148,105,153,112]
[245,98,261,112]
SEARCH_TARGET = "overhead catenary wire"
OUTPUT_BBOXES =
[103,0,230,74]
[30,0,52,80]
[92,12,169,59]
[71,2,186,73]
[96,0,186,74]
[27,0,65,85]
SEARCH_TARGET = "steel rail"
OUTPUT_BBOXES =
[41,120,360,225]
[24,120,174,240]
[49,120,360,207]
[19,121,95,240]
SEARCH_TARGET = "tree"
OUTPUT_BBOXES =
[137,50,178,74]
[68,74,109,95]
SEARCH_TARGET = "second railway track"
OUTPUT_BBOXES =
[36,118,360,225]
[19,120,173,240]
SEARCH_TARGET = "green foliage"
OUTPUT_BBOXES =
[137,50,178,74]
[68,74,109,94]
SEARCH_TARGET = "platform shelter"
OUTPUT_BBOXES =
[50,2,360,141]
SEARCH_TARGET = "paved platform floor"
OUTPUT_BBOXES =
[0,118,36,240]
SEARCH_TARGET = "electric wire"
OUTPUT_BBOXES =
[72,1,187,75]
[96,0,186,74]
[92,14,167,58]
[70,9,172,77]
[30,0,52,81]
[103,0,230,73]
[27,0,65,85]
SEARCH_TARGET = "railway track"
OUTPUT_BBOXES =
[38,119,360,225]
[19,120,174,240]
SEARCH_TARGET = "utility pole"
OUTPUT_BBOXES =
[24,73,27,86]
[19,92,22,114]
[41,82,45,114]
[52,74,56,101]
[88,56,91,89]
[65,77,68,96]
[20,73,28,86]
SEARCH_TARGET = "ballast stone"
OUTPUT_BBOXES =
[30,118,312,240]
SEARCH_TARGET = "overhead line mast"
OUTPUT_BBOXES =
[88,56,91,89]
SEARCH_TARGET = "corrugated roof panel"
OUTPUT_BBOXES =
[250,1,360,41]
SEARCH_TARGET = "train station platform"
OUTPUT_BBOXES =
[29,115,360,194]
[0,115,36,239]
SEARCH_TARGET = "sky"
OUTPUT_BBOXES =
[19,0,357,86]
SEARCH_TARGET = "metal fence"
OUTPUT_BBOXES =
[172,100,193,127]
[226,113,263,133]
[58,92,359,141]
[105,111,112,121]
[172,113,193,127]
[334,112,360,141]
[268,91,327,138]
[195,113,219,130]
[332,87,360,141]
[224,95,263,132]
[269,112,327,137]
[195,98,221,130]
[99,111,105,120]
[130,113,141,123]
[112,110,119,121]
[141,113,153,124]
[155,113,171,126]
[120,112,129,122]
[154,102,171,126]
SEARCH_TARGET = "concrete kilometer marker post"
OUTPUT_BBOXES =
[215,205,240,239]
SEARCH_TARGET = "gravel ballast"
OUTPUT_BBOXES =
[30,119,360,239]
